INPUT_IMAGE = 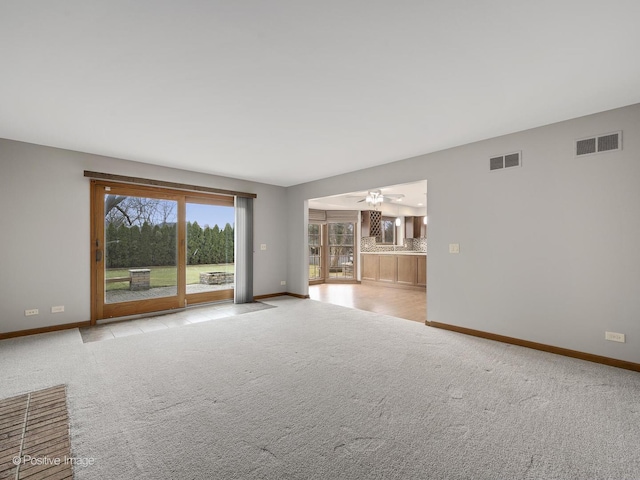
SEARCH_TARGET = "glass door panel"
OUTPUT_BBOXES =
[185,200,235,303]
[93,182,183,320]
[104,195,179,304]
[328,223,354,279]
[308,223,322,281]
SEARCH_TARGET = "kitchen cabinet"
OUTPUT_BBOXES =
[417,255,427,287]
[378,255,397,283]
[361,253,379,281]
[397,255,417,286]
[361,254,426,290]
[404,216,426,238]
[362,210,382,239]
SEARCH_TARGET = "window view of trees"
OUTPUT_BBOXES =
[328,222,354,279]
[380,217,395,244]
[308,224,322,280]
[187,221,234,266]
[104,195,234,269]
[105,222,176,269]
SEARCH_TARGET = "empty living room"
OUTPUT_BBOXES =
[1,1,640,479]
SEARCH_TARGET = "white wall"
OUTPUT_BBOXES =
[0,139,288,333]
[287,103,640,363]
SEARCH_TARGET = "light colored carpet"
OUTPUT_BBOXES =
[1,297,639,479]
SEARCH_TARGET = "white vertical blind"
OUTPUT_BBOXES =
[234,196,253,303]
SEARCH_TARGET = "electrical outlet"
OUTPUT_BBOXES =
[605,331,625,343]
[449,243,460,254]
[280,281,286,286]
[24,309,39,316]
[260,244,267,251]
[51,306,65,313]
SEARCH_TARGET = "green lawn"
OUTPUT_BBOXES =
[106,264,234,290]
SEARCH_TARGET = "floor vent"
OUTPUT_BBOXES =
[576,131,622,157]
[0,385,73,480]
[490,151,521,171]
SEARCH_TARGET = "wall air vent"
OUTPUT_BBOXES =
[576,131,622,157]
[489,151,521,171]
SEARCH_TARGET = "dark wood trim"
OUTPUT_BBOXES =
[0,321,91,340]
[254,292,288,300]
[84,170,257,199]
[254,292,311,300]
[102,296,182,319]
[186,288,234,305]
[325,279,360,285]
[426,320,640,373]
[177,197,187,308]
[287,292,311,299]
[90,180,98,325]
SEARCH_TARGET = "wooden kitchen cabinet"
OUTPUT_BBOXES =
[361,254,426,290]
[404,216,426,238]
[417,255,426,287]
[378,255,397,283]
[361,253,379,281]
[397,255,417,285]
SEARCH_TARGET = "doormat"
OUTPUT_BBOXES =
[0,385,73,479]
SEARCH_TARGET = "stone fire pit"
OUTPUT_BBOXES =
[199,271,234,285]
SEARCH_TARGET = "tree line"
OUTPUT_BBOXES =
[105,221,234,269]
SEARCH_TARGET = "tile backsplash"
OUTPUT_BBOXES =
[408,237,428,252]
[361,236,427,253]
[361,236,377,251]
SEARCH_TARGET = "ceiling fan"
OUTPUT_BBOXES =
[349,189,405,208]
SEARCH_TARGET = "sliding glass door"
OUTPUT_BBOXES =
[91,181,234,321]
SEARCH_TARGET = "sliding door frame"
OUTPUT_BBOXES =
[90,180,234,324]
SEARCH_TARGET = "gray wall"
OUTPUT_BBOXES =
[287,103,640,363]
[2,104,639,364]
[0,139,288,333]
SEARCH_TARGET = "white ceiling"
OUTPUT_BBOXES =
[1,1,640,187]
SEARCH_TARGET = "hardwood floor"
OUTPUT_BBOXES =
[308,283,426,323]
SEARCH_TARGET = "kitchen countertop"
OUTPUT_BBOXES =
[361,251,426,255]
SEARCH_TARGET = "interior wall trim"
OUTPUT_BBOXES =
[285,292,311,299]
[0,321,91,340]
[426,320,640,373]
[84,171,257,199]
